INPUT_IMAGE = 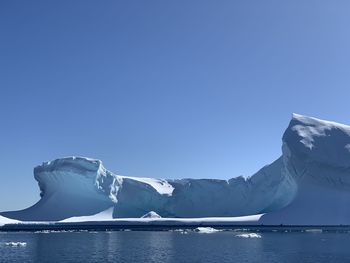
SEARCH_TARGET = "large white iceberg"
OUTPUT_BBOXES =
[2,114,350,225]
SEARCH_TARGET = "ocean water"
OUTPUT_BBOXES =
[0,230,349,262]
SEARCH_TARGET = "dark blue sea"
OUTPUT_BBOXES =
[0,230,349,262]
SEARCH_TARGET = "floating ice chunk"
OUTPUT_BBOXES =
[195,227,220,234]
[305,229,322,233]
[235,233,261,238]
[5,242,27,247]
[34,230,50,234]
[171,229,189,234]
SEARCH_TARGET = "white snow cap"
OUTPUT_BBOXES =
[284,113,350,168]
[290,113,350,150]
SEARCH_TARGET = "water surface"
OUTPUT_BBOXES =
[0,230,349,262]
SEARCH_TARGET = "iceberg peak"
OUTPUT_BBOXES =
[291,113,350,132]
[283,114,350,168]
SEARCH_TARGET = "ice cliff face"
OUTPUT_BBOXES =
[2,157,122,221]
[3,114,350,224]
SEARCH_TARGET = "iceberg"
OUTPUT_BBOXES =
[2,114,350,225]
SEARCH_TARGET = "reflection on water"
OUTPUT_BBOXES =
[0,231,349,262]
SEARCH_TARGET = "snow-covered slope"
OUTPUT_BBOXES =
[60,207,115,223]
[3,114,350,225]
[0,215,20,226]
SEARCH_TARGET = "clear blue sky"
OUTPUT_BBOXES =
[1,0,350,211]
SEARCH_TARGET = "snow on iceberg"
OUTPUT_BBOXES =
[60,207,115,223]
[0,215,20,226]
[2,114,350,225]
[120,176,174,196]
[141,211,162,218]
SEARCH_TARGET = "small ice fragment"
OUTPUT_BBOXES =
[5,242,27,247]
[235,233,261,238]
[195,227,220,234]
[305,229,322,233]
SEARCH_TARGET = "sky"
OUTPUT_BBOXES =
[1,0,350,211]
